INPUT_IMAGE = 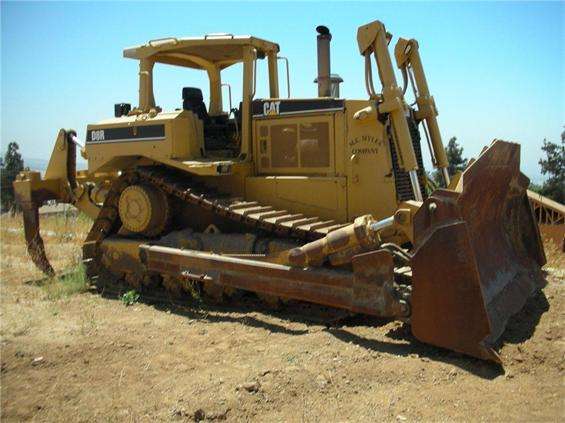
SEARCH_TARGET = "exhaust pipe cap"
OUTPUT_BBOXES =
[316,25,331,36]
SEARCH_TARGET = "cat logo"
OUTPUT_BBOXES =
[263,101,281,116]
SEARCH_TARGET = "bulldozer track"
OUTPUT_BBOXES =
[82,166,350,284]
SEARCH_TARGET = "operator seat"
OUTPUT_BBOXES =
[182,87,238,155]
[182,87,210,123]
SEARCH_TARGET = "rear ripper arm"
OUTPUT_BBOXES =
[13,129,108,275]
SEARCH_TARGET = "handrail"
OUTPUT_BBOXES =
[148,37,179,47]
[221,83,239,140]
[277,56,291,98]
[221,83,233,112]
[204,33,235,39]
[251,49,257,98]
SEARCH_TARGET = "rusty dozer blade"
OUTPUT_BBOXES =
[21,201,55,277]
[410,140,546,362]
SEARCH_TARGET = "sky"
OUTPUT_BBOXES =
[1,1,563,182]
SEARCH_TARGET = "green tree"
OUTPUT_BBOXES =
[537,130,564,203]
[528,181,543,195]
[433,136,468,186]
[0,142,25,212]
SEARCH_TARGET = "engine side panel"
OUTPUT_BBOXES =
[344,100,398,220]
[85,110,203,173]
[245,176,348,222]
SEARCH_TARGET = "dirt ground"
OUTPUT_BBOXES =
[1,213,563,422]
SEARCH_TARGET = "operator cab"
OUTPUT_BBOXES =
[122,34,281,159]
[181,86,239,155]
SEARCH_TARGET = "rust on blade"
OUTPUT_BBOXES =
[411,221,499,361]
[410,140,546,362]
[456,141,545,345]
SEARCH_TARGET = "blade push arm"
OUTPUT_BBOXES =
[357,20,423,201]
[394,38,450,186]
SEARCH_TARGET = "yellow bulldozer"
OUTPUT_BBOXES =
[14,20,546,362]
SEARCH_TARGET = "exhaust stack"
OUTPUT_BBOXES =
[316,25,332,97]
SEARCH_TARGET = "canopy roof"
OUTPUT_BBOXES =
[123,34,280,70]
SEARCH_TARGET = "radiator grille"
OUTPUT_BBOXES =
[389,117,427,202]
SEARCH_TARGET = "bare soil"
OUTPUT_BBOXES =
[1,213,564,422]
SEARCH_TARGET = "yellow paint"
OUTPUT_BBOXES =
[246,176,347,222]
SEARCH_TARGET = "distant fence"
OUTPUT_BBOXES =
[38,201,77,215]
[528,190,564,250]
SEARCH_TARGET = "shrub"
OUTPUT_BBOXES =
[43,264,89,300]
[121,290,140,306]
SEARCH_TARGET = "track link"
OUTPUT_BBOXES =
[82,166,349,283]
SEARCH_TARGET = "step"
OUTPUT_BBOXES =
[303,220,335,231]
[285,217,319,228]
[228,201,259,210]
[240,206,274,216]
[255,210,288,220]
[273,214,303,224]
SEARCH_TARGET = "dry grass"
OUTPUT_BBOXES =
[42,264,89,300]
[1,212,92,301]
[0,211,91,285]
[0,212,93,345]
